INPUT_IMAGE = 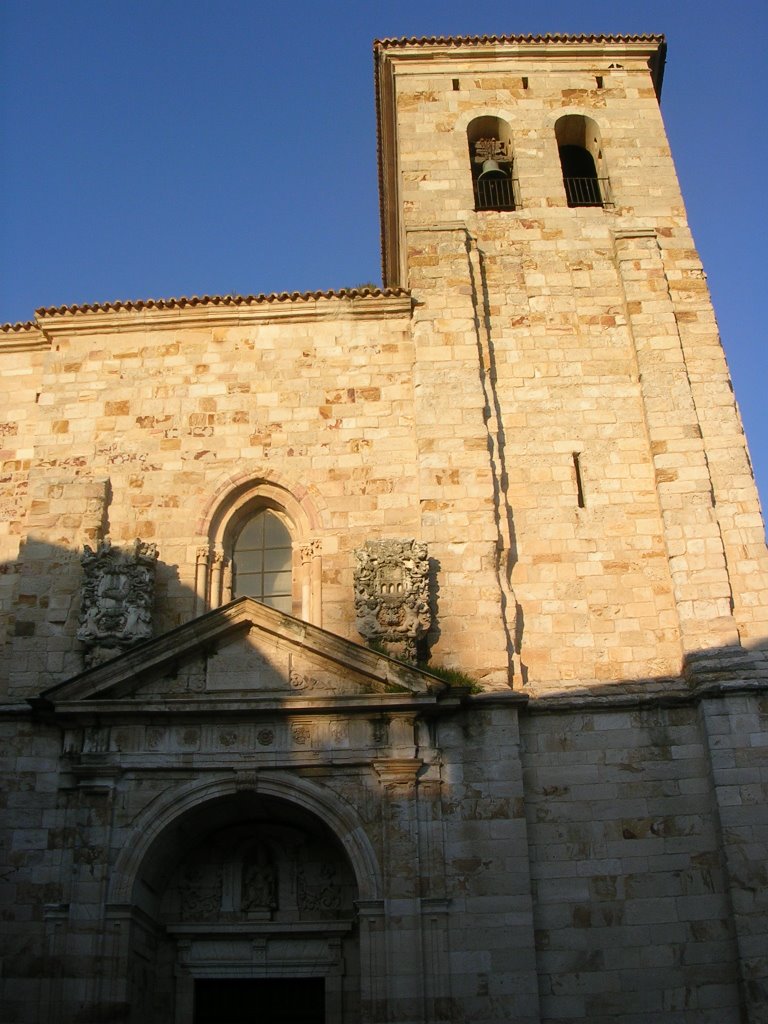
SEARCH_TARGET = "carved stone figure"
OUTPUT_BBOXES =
[77,537,158,667]
[241,847,277,915]
[353,539,431,663]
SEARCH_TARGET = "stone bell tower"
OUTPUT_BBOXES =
[375,34,768,692]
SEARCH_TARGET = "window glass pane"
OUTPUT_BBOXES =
[232,508,294,607]
[263,571,292,597]
[264,547,292,572]
[237,516,264,547]
[264,511,291,546]
[235,550,263,574]
[234,572,262,599]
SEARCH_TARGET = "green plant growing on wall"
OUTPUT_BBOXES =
[366,639,480,691]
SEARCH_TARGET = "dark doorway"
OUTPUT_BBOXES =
[194,978,325,1024]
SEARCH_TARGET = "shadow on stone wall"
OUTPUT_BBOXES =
[0,538,186,698]
[0,538,766,1024]
[2,536,768,701]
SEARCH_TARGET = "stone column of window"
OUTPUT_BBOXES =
[222,556,233,604]
[194,546,210,616]
[209,548,226,609]
[300,538,322,624]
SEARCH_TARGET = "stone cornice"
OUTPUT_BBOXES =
[36,596,450,705]
[375,36,665,70]
[1,290,413,341]
[0,322,49,352]
[522,677,768,714]
[43,692,459,720]
[39,295,413,337]
[375,33,665,49]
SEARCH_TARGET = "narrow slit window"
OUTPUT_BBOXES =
[573,452,586,508]
[452,78,460,91]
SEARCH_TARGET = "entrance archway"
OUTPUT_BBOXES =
[117,781,374,1024]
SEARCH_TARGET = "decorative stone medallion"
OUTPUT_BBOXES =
[353,538,431,663]
[77,538,158,667]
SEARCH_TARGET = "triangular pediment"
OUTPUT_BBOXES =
[37,598,448,710]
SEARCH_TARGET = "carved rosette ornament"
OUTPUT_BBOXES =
[354,539,431,663]
[77,538,158,668]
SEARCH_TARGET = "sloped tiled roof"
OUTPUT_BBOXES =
[0,288,411,346]
[375,33,665,48]
[0,320,38,334]
[0,287,410,336]
[32,286,408,319]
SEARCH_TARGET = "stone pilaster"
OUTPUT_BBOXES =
[615,230,739,672]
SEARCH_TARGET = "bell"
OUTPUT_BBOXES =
[478,158,506,179]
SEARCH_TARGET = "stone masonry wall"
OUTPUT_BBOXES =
[520,703,744,1023]
[2,298,473,698]
[0,716,63,1024]
[0,335,46,692]
[386,44,768,686]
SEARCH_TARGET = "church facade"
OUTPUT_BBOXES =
[1,33,767,1024]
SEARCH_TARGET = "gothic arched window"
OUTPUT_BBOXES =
[232,509,293,613]
[198,476,323,624]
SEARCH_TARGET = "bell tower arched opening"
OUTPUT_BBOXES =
[555,113,611,207]
[467,115,518,211]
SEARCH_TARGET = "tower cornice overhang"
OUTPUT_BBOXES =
[0,321,49,352]
[375,34,665,69]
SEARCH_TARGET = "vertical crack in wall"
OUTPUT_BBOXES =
[465,233,523,684]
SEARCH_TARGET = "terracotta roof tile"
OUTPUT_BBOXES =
[26,286,409,321]
[374,33,665,48]
[0,320,38,333]
[0,319,48,352]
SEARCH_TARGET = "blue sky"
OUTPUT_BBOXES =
[2,0,766,516]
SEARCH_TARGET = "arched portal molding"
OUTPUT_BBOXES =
[108,772,382,907]
[197,466,329,540]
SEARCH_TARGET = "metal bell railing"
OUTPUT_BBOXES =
[474,175,518,211]
[563,176,611,208]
